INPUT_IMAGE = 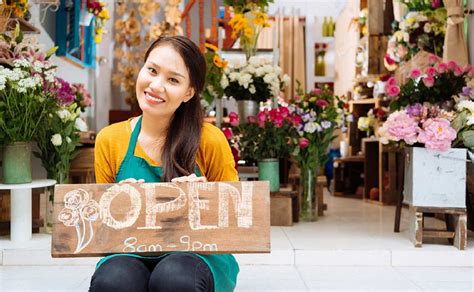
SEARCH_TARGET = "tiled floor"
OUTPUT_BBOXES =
[1,190,473,291]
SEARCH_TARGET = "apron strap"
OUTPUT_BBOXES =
[126,116,142,157]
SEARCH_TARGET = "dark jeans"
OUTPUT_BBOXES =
[89,253,214,292]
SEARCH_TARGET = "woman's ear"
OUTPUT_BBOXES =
[184,87,195,103]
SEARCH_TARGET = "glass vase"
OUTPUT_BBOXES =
[299,167,318,221]
[2,142,32,184]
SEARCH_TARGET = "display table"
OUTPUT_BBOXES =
[0,179,56,242]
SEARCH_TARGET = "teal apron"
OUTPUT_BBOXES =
[96,116,239,292]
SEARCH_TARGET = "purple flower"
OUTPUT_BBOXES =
[406,103,423,118]
[462,86,471,97]
[55,78,75,106]
[321,120,331,129]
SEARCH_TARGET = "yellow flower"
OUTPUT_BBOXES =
[96,27,104,35]
[205,43,218,52]
[94,34,102,44]
[243,27,254,39]
[228,13,244,28]
[99,8,110,20]
[213,55,224,68]
[252,11,269,27]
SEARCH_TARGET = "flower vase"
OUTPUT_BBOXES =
[315,52,326,76]
[237,100,259,124]
[79,11,94,26]
[2,142,32,184]
[299,167,318,221]
[258,158,280,192]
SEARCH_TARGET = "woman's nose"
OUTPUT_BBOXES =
[149,78,165,93]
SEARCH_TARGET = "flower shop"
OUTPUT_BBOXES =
[0,0,474,270]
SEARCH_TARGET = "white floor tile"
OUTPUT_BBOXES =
[297,266,421,290]
[295,250,391,266]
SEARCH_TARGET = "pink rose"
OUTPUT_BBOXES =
[385,54,395,65]
[316,99,329,108]
[279,106,289,118]
[381,111,419,145]
[247,115,256,123]
[431,0,441,8]
[447,60,458,71]
[425,67,437,77]
[229,112,239,126]
[409,68,421,79]
[299,137,309,149]
[222,128,233,140]
[463,64,472,73]
[311,88,322,96]
[422,76,435,88]
[437,63,448,73]
[385,85,400,97]
[454,65,464,77]
[428,54,438,65]
[386,77,397,86]
[417,118,456,151]
[291,114,302,126]
[257,111,266,128]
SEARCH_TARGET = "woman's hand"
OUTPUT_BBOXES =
[171,173,207,183]
[118,178,145,184]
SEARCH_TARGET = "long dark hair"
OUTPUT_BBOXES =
[143,36,206,181]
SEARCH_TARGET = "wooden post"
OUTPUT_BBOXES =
[368,0,384,35]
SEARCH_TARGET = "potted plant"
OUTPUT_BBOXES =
[221,56,289,123]
[0,25,57,184]
[229,106,294,192]
[380,58,473,208]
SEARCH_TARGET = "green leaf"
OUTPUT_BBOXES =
[461,130,474,148]
[45,47,58,59]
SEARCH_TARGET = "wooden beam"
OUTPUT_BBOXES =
[181,0,196,19]
[199,0,204,52]
[211,0,217,41]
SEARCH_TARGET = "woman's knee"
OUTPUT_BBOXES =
[89,256,149,292]
[149,253,214,292]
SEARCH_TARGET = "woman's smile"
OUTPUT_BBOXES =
[144,91,165,104]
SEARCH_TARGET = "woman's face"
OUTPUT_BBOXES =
[136,44,195,120]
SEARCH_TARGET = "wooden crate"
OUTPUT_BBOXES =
[270,194,293,226]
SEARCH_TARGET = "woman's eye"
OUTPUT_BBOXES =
[169,77,179,84]
[147,67,157,74]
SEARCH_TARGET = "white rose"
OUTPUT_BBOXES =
[255,67,266,77]
[282,74,290,86]
[220,73,229,89]
[56,109,71,121]
[248,56,260,67]
[51,134,62,146]
[238,73,252,89]
[249,84,256,94]
[75,118,88,132]
[304,122,317,134]
[228,72,238,82]
[467,115,474,126]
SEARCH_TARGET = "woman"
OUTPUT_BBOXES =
[90,36,239,292]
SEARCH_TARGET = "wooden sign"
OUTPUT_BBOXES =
[52,181,270,257]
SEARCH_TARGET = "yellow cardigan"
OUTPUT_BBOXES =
[94,119,238,183]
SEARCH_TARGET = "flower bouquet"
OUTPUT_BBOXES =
[387,57,474,111]
[202,43,227,106]
[0,26,58,183]
[385,7,447,70]
[86,0,110,43]
[287,83,346,220]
